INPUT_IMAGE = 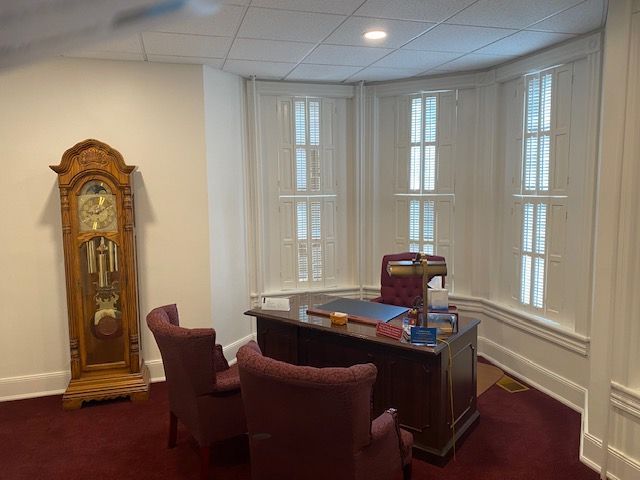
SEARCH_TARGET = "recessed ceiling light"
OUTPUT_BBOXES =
[364,30,387,40]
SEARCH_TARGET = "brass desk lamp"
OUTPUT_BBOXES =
[387,253,447,317]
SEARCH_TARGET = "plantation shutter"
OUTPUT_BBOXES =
[321,99,336,194]
[437,91,455,193]
[545,201,567,319]
[544,65,571,319]
[511,200,523,302]
[323,198,337,286]
[279,199,296,289]
[395,96,410,192]
[506,79,524,301]
[395,198,409,251]
[277,97,296,288]
[550,65,572,195]
[436,198,453,266]
[277,97,294,195]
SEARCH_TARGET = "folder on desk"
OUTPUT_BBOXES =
[315,298,408,323]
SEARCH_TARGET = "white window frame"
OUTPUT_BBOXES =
[515,67,564,315]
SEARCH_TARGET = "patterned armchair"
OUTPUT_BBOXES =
[237,341,413,480]
[146,304,246,480]
[371,252,446,307]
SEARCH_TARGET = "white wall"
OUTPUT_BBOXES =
[583,1,640,478]
[203,66,253,351]
[0,57,249,399]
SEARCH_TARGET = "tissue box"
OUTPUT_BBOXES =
[428,289,449,311]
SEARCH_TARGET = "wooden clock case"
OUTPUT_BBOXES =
[51,139,149,409]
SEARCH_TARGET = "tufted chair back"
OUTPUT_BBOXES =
[237,341,413,480]
[373,252,446,307]
[146,304,246,480]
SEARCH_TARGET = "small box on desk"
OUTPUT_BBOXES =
[427,312,458,335]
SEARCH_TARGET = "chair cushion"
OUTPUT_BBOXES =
[213,363,241,393]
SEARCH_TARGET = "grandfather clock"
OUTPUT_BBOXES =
[51,139,149,409]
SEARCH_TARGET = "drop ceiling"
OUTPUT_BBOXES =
[65,0,607,83]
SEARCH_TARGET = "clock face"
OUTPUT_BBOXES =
[78,181,117,232]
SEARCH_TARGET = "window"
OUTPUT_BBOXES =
[293,98,323,283]
[276,96,338,290]
[399,92,454,267]
[516,69,561,312]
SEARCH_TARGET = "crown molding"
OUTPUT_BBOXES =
[366,72,480,98]
[495,31,603,83]
[252,80,355,98]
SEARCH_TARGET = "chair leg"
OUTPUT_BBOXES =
[200,446,211,480]
[168,411,178,448]
[403,462,412,480]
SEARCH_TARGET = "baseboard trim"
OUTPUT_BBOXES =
[0,333,258,401]
[581,431,640,480]
[0,370,69,402]
[146,359,166,383]
[223,333,257,367]
[478,336,586,412]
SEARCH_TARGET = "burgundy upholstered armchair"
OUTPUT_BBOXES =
[146,304,246,480]
[237,341,413,480]
[372,252,446,307]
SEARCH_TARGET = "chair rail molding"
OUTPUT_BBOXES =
[452,294,590,356]
[610,382,640,420]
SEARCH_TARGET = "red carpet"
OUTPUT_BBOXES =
[0,363,598,480]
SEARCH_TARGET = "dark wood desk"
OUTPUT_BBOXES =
[245,293,479,463]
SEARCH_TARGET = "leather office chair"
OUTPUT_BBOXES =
[371,252,446,307]
[237,341,413,480]
[146,304,246,480]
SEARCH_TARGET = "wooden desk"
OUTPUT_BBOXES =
[244,293,479,463]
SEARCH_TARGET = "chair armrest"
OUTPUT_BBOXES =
[355,409,403,479]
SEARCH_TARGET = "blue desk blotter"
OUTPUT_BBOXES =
[316,298,408,323]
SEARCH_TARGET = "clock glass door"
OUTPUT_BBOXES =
[79,236,125,366]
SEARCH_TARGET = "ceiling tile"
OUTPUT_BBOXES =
[435,52,513,71]
[446,0,582,29]
[63,52,146,62]
[324,17,435,48]
[148,5,246,37]
[303,44,393,67]
[146,55,225,67]
[228,38,314,62]
[348,66,425,82]
[223,59,295,79]
[142,32,231,58]
[286,64,361,81]
[84,35,143,54]
[354,0,477,23]
[474,30,575,56]
[528,0,605,34]
[250,0,363,15]
[403,24,516,53]
[373,49,461,69]
[237,7,346,43]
